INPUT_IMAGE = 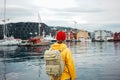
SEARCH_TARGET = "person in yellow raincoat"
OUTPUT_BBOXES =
[49,30,76,80]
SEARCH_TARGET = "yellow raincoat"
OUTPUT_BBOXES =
[49,42,76,80]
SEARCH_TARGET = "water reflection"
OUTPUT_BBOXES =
[0,46,49,80]
[68,42,92,54]
[73,42,120,80]
[0,46,49,60]
[93,42,105,52]
[113,42,120,54]
[0,51,7,80]
[0,42,120,80]
[114,42,120,50]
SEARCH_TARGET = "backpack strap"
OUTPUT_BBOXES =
[49,48,64,53]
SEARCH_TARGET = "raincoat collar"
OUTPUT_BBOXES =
[50,42,67,51]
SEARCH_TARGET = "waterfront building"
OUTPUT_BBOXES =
[0,22,78,40]
[66,30,76,41]
[0,22,51,40]
[93,30,114,42]
[94,30,107,42]
[113,32,120,41]
[106,31,113,41]
[49,26,77,38]
[0,24,3,39]
[76,29,91,42]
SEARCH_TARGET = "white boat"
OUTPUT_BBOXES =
[79,38,92,42]
[44,35,56,42]
[0,0,22,46]
[0,36,22,46]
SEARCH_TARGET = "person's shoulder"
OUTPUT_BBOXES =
[64,47,71,52]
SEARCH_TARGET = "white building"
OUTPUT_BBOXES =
[106,31,113,41]
[94,30,107,42]
[94,30,113,42]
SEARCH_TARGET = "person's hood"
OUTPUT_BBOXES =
[50,43,67,51]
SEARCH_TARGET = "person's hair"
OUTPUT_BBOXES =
[57,40,64,44]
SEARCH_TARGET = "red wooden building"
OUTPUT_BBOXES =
[65,30,76,41]
[114,32,120,41]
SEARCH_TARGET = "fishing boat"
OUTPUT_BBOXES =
[18,36,50,47]
[0,0,22,46]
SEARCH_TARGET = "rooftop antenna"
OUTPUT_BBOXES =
[73,21,77,29]
[38,13,42,23]
[73,21,77,33]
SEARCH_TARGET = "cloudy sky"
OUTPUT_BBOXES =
[0,0,120,32]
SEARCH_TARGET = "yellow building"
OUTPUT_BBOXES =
[76,29,90,42]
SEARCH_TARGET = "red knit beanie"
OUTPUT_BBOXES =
[56,30,66,41]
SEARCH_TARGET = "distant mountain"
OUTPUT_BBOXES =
[78,24,120,32]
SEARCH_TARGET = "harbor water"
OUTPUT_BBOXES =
[0,42,120,80]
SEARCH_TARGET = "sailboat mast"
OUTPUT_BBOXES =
[3,0,6,38]
[38,13,42,36]
[3,1,7,80]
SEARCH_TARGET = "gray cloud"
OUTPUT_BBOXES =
[0,0,120,32]
[44,7,104,14]
[65,8,103,13]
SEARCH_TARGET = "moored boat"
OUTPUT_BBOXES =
[0,36,22,46]
[18,36,51,47]
[0,0,22,46]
